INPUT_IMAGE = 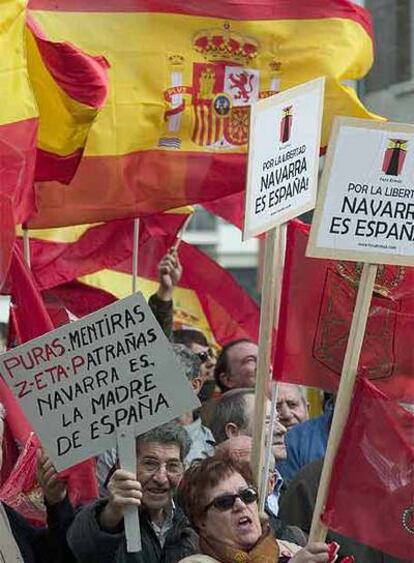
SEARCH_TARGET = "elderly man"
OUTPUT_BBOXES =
[276,384,309,429]
[209,389,287,510]
[67,422,198,563]
[213,339,259,393]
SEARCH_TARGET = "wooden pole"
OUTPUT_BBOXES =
[172,214,193,251]
[22,227,31,268]
[259,380,278,512]
[257,222,287,509]
[251,227,281,488]
[116,426,142,552]
[309,262,378,542]
[132,218,140,293]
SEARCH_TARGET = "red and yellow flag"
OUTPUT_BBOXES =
[27,0,379,228]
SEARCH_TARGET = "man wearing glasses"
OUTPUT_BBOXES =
[67,422,198,563]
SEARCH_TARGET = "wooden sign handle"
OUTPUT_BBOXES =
[116,427,142,553]
[251,225,286,489]
[309,262,378,542]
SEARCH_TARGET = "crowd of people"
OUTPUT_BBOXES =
[0,249,408,563]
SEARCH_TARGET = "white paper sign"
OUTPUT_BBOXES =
[0,293,200,471]
[243,77,324,240]
[308,117,414,266]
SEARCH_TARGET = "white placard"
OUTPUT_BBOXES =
[308,117,414,266]
[243,77,324,240]
[0,293,200,471]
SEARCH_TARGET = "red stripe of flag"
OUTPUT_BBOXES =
[28,0,372,38]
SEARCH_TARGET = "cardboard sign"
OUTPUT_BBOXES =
[0,293,200,471]
[243,77,324,240]
[308,117,414,266]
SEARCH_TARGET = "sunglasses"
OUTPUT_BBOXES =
[196,349,214,363]
[203,486,258,513]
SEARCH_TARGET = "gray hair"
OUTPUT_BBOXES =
[172,343,202,382]
[136,421,191,462]
[210,388,254,445]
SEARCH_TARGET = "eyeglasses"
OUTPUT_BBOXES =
[196,349,214,363]
[138,458,184,476]
[203,486,258,513]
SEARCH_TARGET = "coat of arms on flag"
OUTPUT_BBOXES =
[162,23,279,149]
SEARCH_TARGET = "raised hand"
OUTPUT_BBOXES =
[99,469,142,531]
[36,449,67,505]
[156,248,182,301]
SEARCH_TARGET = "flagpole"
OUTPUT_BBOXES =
[172,213,192,251]
[132,218,140,293]
[251,225,281,491]
[22,227,31,268]
[309,262,378,542]
[257,222,287,510]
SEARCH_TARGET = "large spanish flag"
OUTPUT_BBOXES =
[27,0,378,228]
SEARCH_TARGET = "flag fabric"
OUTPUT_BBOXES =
[19,219,261,348]
[27,0,378,228]
[15,210,192,290]
[0,0,108,286]
[0,247,98,519]
[322,378,414,561]
[0,0,39,284]
[274,220,414,403]
[0,433,98,526]
[79,236,262,347]
[26,16,109,184]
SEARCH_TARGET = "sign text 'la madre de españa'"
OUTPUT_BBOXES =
[308,118,414,266]
[243,78,324,239]
[0,293,199,470]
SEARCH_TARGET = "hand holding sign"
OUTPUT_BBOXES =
[99,469,143,531]
[36,449,67,505]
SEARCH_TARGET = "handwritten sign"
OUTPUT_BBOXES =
[0,293,200,470]
[243,77,324,240]
[308,117,414,266]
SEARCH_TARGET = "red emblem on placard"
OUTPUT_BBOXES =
[280,105,293,143]
[382,139,408,176]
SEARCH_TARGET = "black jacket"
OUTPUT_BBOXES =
[4,497,75,563]
[67,499,198,563]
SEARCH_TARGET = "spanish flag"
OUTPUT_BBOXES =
[28,0,378,228]
[0,0,108,285]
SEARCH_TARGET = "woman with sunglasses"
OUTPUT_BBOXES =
[178,456,348,563]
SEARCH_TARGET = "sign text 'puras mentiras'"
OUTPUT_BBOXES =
[0,293,200,471]
[308,117,414,266]
[243,77,324,239]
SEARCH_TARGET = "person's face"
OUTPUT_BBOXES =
[136,442,183,511]
[191,343,216,382]
[276,384,309,429]
[223,342,258,390]
[199,471,261,550]
[244,395,287,461]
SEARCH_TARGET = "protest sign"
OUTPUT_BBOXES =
[243,77,324,240]
[306,117,414,544]
[308,117,414,266]
[244,78,324,501]
[0,292,200,471]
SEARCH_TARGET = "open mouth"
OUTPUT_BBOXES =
[237,515,253,531]
[147,488,168,496]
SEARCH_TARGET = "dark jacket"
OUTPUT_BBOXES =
[4,497,75,563]
[67,500,198,563]
[148,294,173,340]
[266,508,307,548]
[279,458,410,563]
